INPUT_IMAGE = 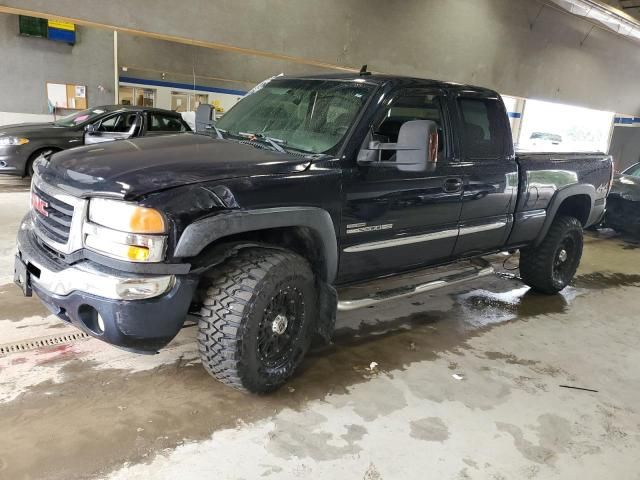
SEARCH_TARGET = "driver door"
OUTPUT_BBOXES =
[338,88,464,283]
[85,112,141,144]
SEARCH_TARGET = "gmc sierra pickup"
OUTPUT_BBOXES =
[14,73,613,393]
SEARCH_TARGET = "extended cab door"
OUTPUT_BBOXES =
[338,88,464,283]
[450,94,518,255]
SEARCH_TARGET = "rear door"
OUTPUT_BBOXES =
[450,94,518,255]
[143,112,190,137]
[338,87,464,283]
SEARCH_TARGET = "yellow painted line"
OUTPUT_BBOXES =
[0,5,360,72]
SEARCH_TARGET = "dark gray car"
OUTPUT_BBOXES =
[605,162,640,236]
[0,105,191,176]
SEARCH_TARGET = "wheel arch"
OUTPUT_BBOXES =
[174,207,338,282]
[534,185,595,246]
[25,146,62,175]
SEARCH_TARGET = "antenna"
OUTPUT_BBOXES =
[359,64,371,76]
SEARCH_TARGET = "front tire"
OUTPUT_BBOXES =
[25,149,54,177]
[519,216,584,294]
[197,248,316,393]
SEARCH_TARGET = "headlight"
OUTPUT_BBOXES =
[84,199,167,262]
[89,198,166,233]
[0,136,29,146]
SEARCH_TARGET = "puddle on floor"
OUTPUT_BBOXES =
[1,260,639,479]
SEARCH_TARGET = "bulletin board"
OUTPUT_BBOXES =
[46,82,87,110]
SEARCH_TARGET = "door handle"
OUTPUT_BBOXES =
[443,178,463,193]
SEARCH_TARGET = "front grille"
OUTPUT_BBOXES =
[32,184,74,245]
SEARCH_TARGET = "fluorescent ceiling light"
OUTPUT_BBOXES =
[547,0,640,40]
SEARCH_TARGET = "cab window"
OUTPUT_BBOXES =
[373,91,445,161]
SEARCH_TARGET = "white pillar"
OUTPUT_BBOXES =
[113,31,119,104]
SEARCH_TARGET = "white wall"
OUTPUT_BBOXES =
[0,111,54,126]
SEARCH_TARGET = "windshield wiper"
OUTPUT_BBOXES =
[238,131,287,153]
[203,124,225,140]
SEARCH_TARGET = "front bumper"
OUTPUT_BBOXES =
[0,146,29,175]
[16,216,198,353]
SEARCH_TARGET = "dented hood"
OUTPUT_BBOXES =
[35,133,311,199]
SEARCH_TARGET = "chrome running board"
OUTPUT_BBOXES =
[337,259,494,311]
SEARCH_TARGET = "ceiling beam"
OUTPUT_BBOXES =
[0,5,360,73]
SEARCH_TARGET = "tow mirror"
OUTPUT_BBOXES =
[195,104,215,134]
[357,120,439,173]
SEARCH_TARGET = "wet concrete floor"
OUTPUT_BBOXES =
[0,188,639,479]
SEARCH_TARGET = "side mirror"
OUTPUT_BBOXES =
[357,120,439,173]
[195,104,214,134]
[85,123,97,134]
[396,120,438,172]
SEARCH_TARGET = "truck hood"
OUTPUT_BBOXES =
[37,133,312,199]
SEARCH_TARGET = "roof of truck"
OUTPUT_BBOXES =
[284,72,500,97]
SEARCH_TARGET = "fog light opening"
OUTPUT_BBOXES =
[77,304,104,335]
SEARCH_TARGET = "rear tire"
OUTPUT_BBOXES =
[519,216,583,294]
[197,248,316,393]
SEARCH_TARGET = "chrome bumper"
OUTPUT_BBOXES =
[17,216,174,301]
[29,259,174,300]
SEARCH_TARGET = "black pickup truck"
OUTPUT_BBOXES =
[15,74,613,393]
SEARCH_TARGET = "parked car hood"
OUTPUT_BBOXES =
[36,133,312,199]
[0,122,70,137]
[610,174,640,202]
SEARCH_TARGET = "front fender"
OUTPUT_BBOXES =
[174,207,338,282]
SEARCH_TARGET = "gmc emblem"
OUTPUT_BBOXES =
[31,193,49,217]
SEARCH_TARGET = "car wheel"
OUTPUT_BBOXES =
[25,149,54,177]
[519,216,584,294]
[197,248,316,393]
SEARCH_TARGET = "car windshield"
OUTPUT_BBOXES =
[54,108,108,127]
[623,163,640,177]
[216,79,375,154]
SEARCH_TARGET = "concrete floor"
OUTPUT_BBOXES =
[0,182,639,480]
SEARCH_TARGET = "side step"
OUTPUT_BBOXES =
[337,259,494,311]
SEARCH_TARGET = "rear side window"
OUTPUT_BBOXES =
[458,98,509,159]
[147,113,188,132]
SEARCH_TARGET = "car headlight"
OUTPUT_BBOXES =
[0,136,29,146]
[84,198,167,262]
[89,198,166,233]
